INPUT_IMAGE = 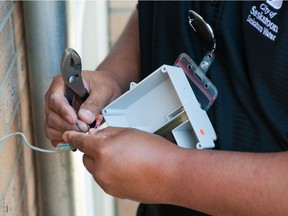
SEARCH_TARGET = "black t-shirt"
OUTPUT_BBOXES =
[137,1,288,215]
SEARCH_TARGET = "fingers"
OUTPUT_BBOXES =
[62,128,118,156]
[44,121,64,141]
[78,96,105,124]
[46,109,89,132]
[45,75,88,146]
[44,119,89,146]
[45,71,122,148]
[62,131,94,156]
[45,109,77,132]
[45,75,77,124]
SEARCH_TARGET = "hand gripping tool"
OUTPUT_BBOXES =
[57,48,101,151]
[61,48,96,129]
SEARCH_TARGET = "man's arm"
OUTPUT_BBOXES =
[169,148,288,215]
[63,127,288,216]
[96,9,140,93]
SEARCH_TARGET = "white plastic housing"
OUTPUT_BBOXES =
[102,65,216,149]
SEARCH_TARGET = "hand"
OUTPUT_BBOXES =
[44,70,122,146]
[63,127,182,203]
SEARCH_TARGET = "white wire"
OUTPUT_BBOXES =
[0,132,64,153]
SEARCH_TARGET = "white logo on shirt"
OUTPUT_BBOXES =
[266,0,283,10]
[246,1,282,41]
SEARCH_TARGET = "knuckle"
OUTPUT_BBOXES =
[45,76,62,100]
[48,93,59,108]
[72,134,84,149]
[45,113,53,127]
[95,145,108,160]
[94,172,112,194]
[85,99,101,110]
[58,104,69,117]
[44,124,53,140]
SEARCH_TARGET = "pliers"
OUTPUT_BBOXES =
[61,48,96,128]
[61,48,89,105]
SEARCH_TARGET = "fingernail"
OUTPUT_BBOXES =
[79,109,95,123]
[76,121,89,132]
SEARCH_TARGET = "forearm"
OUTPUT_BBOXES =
[168,149,288,215]
[96,9,140,94]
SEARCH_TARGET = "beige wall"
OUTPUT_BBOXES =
[108,0,137,46]
[0,1,37,215]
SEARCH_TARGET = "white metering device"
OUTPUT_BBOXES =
[102,65,216,149]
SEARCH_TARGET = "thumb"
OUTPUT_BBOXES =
[63,130,90,154]
[78,95,104,124]
[77,71,120,124]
